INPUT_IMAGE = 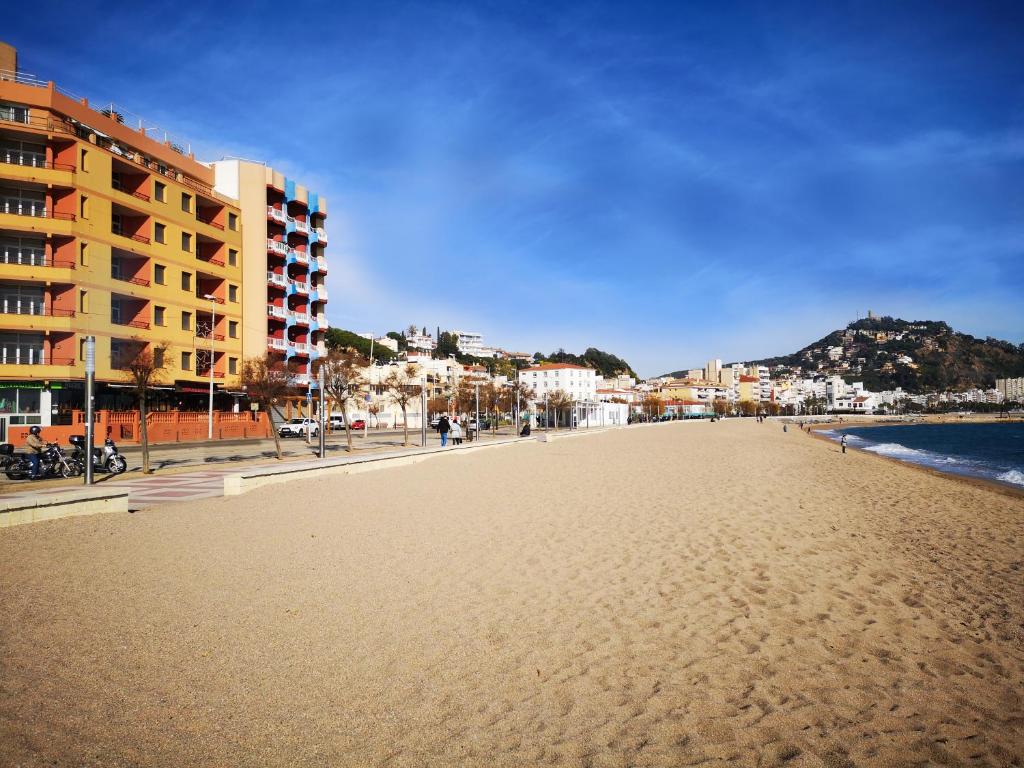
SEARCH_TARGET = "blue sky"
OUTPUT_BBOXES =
[9,1,1023,376]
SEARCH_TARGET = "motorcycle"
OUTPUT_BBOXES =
[68,435,127,475]
[3,442,78,480]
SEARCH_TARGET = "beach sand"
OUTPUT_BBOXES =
[1,420,1022,767]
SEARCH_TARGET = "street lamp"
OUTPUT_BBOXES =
[203,294,216,440]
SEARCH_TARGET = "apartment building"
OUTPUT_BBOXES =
[519,363,597,401]
[0,45,244,432]
[996,377,1024,403]
[213,159,328,389]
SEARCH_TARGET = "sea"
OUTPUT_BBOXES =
[821,422,1024,489]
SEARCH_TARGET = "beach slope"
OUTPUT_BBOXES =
[1,420,1022,766]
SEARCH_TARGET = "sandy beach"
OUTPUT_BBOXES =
[1,420,1022,767]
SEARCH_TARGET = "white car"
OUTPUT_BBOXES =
[279,418,319,438]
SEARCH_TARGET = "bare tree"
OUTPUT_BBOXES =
[712,398,730,416]
[119,344,168,474]
[382,363,422,446]
[241,354,294,460]
[367,402,381,428]
[319,348,367,453]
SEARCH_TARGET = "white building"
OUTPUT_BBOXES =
[997,378,1024,402]
[406,333,436,352]
[455,331,488,357]
[519,363,597,402]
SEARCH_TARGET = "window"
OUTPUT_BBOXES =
[111,213,123,236]
[0,235,44,266]
[228,357,237,375]
[79,289,88,313]
[181,311,192,331]
[154,222,166,244]
[79,242,87,266]
[228,248,237,267]
[80,338,86,361]
[229,320,238,339]
[80,148,88,171]
[227,212,238,231]
[181,193,191,213]
[154,347,165,369]
[79,195,87,220]
[154,181,166,202]
[154,264,165,284]
[228,284,238,303]
[181,271,192,291]
[181,232,191,252]
[181,351,191,371]
[110,299,122,325]
[154,306,165,326]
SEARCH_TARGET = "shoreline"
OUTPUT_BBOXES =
[804,420,1024,500]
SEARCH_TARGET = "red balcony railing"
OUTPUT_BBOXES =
[0,307,76,317]
[132,190,151,202]
[112,318,151,330]
[113,274,151,287]
[198,216,225,231]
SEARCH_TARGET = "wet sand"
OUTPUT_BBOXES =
[1,420,1022,767]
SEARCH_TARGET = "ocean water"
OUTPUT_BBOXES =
[821,422,1024,488]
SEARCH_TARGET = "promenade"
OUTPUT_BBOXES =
[1,420,1021,767]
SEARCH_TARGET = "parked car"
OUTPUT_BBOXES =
[429,416,443,429]
[329,415,345,429]
[349,419,366,430]
[468,418,491,432]
[279,418,319,438]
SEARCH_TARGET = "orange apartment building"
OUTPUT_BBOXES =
[0,43,248,439]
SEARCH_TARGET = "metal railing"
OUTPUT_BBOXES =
[111,274,151,287]
[0,254,76,269]
[0,306,76,317]
[267,337,287,350]
[0,201,75,220]
[0,152,76,172]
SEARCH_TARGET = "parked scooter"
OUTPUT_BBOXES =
[3,442,78,480]
[69,435,128,476]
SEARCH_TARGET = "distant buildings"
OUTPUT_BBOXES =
[996,377,1024,402]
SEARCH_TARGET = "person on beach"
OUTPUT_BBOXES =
[519,422,531,437]
[437,415,451,447]
[450,418,462,445]
[783,424,788,432]
[841,434,848,453]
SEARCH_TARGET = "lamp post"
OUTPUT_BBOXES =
[203,294,216,440]
[366,335,374,440]
[420,374,428,447]
[474,382,480,442]
[84,335,95,485]
[318,364,326,458]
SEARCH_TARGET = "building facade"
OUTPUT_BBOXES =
[519,363,597,401]
[1,49,245,436]
[213,160,328,389]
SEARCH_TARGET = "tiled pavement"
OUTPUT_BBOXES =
[0,463,281,510]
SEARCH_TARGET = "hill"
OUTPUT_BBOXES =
[750,317,1024,393]
[660,317,1024,393]
[537,348,638,380]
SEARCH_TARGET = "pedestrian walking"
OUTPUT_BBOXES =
[841,434,848,454]
[437,414,451,447]
[450,417,463,445]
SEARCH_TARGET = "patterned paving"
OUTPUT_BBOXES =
[0,464,278,510]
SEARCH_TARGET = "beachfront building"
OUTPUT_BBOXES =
[406,332,435,353]
[0,44,245,439]
[996,377,1024,403]
[519,362,597,401]
[212,160,329,390]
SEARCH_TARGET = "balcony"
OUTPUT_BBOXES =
[289,341,311,356]
[267,271,287,289]
[315,256,327,273]
[267,239,289,256]
[291,312,310,326]
[267,305,287,321]
[0,305,76,332]
[267,206,287,225]
[315,286,329,301]
[316,314,329,330]
[111,317,150,331]
[0,351,75,366]
[111,272,151,288]
[267,336,286,351]
[315,227,327,242]
[0,253,76,270]
[287,249,309,266]
[292,219,310,235]
[288,280,309,296]
[196,365,225,378]
[195,328,225,342]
